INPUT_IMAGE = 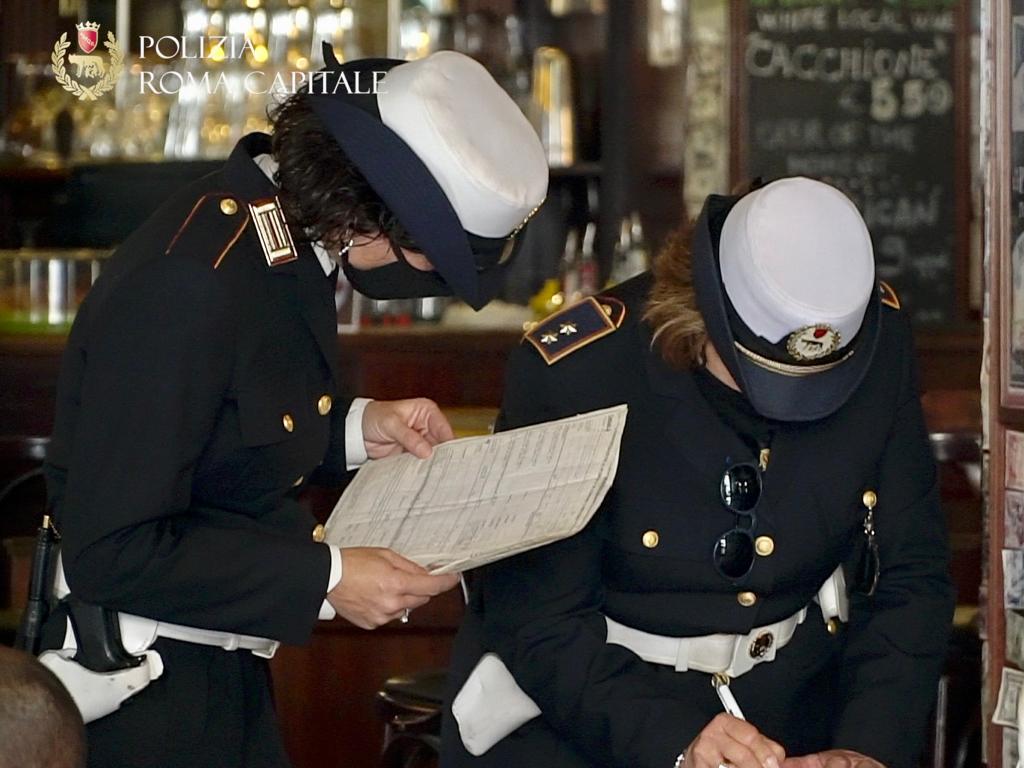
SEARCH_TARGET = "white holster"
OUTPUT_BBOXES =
[453,566,849,756]
[39,649,165,724]
[45,555,279,724]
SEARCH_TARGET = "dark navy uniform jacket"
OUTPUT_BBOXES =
[46,134,344,643]
[42,134,349,768]
[441,273,954,768]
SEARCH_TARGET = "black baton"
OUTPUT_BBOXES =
[15,513,59,654]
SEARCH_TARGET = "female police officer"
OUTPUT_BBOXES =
[441,178,953,768]
[38,47,547,767]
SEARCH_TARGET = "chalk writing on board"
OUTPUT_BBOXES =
[743,0,957,326]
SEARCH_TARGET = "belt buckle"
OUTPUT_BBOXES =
[748,631,775,661]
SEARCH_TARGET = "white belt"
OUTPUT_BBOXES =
[129,616,281,659]
[54,554,280,659]
[604,566,847,680]
[606,607,807,679]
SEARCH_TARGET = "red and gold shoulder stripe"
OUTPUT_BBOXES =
[165,193,251,270]
[879,281,900,311]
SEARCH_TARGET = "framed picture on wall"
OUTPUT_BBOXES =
[1002,3,1024,407]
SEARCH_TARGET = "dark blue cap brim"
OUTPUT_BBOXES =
[691,194,881,422]
[307,94,489,308]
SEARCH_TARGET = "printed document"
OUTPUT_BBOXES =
[323,404,627,573]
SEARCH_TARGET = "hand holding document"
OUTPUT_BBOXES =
[324,405,627,573]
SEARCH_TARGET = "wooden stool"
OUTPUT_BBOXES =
[375,669,446,768]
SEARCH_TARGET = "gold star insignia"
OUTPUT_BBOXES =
[559,323,577,335]
[541,333,558,345]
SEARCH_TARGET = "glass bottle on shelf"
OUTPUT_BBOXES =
[578,221,599,296]
[609,211,650,285]
[629,211,650,272]
[609,217,633,287]
[647,0,684,67]
[546,0,606,15]
[199,0,248,158]
[399,2,431,60]
[531,46,575,168]
[310,0,362,65]
[165,0,222,158]
[427,0,459,52]
[559,227,581,304]
[495,13,532,115]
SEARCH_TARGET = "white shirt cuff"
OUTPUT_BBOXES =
[318,545,343,621]
[345,397,373,470]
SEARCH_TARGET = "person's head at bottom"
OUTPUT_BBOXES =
[0,646,86,768]
[269,44,549,309]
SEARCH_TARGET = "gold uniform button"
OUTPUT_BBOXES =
[736,591,757,607]
[754,536,775,557]
[827,617,842,636]
[282,413,295,433]
[862,490,877,509]
[292,475,304,487]
[317,395,333,416]
[641,530,660,549]
[219,197,238,216]
[312,524,326,543]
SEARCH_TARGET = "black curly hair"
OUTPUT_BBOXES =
[268,92,416,252]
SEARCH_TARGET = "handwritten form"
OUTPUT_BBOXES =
[324,405,627,573]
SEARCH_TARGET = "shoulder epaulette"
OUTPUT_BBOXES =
[165,192,252,270]
[879,280,900,311]
[524,296,627,365]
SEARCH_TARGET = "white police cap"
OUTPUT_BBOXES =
[719,176,875,357]
[378,52,548,239]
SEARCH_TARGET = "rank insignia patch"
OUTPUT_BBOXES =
[525,296,626,365]
[249,196,298,267]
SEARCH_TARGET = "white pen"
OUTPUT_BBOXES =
[712,672,747,720]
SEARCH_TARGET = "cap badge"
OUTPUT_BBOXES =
[786,324,840,361]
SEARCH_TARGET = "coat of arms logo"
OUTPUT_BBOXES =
[52,22,124,101]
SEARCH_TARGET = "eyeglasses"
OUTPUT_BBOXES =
[713,462,762,582]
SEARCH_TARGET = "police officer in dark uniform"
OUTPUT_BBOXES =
[37,47,548,768]
[441,178,953,768]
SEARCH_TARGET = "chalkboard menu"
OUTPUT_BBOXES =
[741,0,959,326]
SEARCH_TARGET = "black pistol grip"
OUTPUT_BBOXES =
[66,599,145,673]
